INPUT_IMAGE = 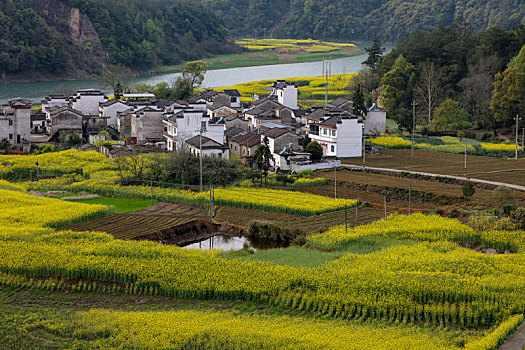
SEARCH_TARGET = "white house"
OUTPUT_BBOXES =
[164,109,224,152]
[41,95,69,113]
[69,89,108,116]
[272,81,298,109]
[0,98,32,147]
[364,104,387,135]
[309,111,362,158]
[130,106,165,143]
[99,99,130,127]
[185,135,229,158]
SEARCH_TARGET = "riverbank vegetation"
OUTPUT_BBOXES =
[153,38,362,74]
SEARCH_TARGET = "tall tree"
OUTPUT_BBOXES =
[414,61,443,125]
[254,136,273,186]
[379,55,416,126]
[182,61,208,89]
[429,99,471,131]
[490,45,525,125]
[98,65,134,95]
[351,84,368,117]
[362,38,385,74]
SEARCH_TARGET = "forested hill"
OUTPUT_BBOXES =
[0,0,237,80]
[203,0,525,42]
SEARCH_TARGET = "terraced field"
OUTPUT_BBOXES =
[66,213,199,240]
[342,149,525,186]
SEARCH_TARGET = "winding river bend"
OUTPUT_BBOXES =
[0,47,393,102]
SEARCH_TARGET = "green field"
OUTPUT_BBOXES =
[66,196,156,213]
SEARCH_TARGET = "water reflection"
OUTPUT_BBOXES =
[182,235,289,251]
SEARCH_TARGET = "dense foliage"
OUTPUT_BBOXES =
[0,0,237,76]
[375,23,525,129]
[203,0,524,42]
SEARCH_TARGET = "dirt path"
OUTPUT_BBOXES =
[499,321,525,350]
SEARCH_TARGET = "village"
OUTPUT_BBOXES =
[0,80,387,171]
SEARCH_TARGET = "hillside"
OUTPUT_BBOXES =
[203,0,525,42]
[0,0,238,81]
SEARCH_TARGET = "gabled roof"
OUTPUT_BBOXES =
[272,80,296,89]
[224,126,244,138]
[210,100,236,111]
[263,127,289,139]
[231,132,261,148]
[185,135,227,150]
[100,99,128,108]
[47,105,84,117]
[318,116,341,128]
[331,97,353,107]
[200,90,218,100]
[221,89,241,97]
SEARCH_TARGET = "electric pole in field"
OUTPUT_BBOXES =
[409,184,412,215]
[411,100,417,156]
[464,137,467,177]
[362,124,366,171]
[334,165,337,199]
[515,114,521,160]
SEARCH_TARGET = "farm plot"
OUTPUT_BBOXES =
[342,149,525,186]
[65,214,199,240]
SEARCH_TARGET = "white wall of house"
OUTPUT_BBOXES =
[165,110,225,151]
[189,145,229,159]
[100,102,129,127]
[364,109,387,135]
[71,94,107,116]
[336,118,362,157]
[275,84,298,109]
[131,110,165,141]
[0,107,31,146]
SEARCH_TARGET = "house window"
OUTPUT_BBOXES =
[17,135,20,143]
[8,134,12,140]
[201,121,207,131]
[331,145,335,153]
[322,128,327,135]
[8,120,13,126]
[230,97,236,103]
[331,130,336,137]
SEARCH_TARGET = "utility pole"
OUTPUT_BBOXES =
[324,60,328,105]
[464,137,467,177]
[515,114,521,160]
[362,125,366,171]
[150,180,154,206]
[334,165,337,199]
[344,204,348,233]
[384,196,387,220]
[199,128,203,192]
[411,100,416,156]
[209,183,213,223]
[355,197,359,227]
[522,128,524,151]
[409,184,412,215]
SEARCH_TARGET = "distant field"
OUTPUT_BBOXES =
[154,38,363,75]
[342,149,525,187]
[215,73,356,106]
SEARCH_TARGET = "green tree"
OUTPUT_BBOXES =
[182,60,208,89]
[351,84,368,117]
[98,64,134,95]
[306,141,323,161]
[490,45,525,125]
[379,55,416,124]
[462,181,475,204]
[362,38,385,74]
[0,138,9,150]
[429,99,471,131]
[254,136,273,186]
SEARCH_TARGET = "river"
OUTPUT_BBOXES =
[0,47,393,102]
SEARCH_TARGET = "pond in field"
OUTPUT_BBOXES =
[182,235,289,251]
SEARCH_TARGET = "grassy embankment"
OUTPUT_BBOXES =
[153,38,363,74]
